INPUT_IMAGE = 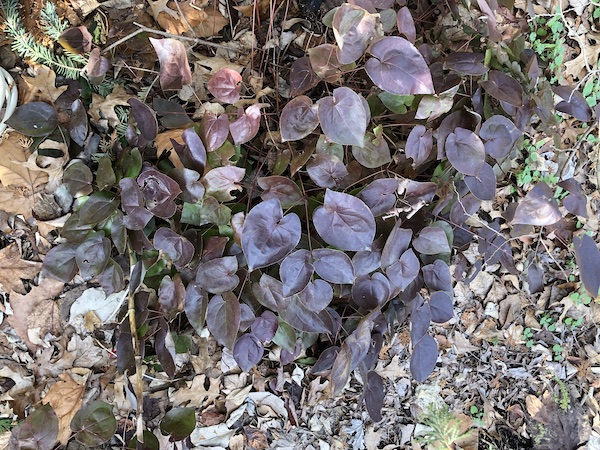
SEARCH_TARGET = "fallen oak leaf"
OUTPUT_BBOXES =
[0,243,42,294]
[6,277,64,350]
[41,371,87,446]
[88,85,132,130]
[21,65,69,104]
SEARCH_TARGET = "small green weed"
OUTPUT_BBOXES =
[416,403,473,450]
[515,139,558,188]
[0,417,16,432]
[528,8,566,83]
[523,327,534,348]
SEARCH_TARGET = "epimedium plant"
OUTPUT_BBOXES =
[7,0,600,444]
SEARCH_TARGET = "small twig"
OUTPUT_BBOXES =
[126,247,145,445]
[102,23,239,54]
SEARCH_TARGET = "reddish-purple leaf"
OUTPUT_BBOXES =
[58,26,92,53]
[233,334,264,371]
[365,36,434,95]
[200,113,229,152]
[137,166,181,219]
[357,178,398,217]
[386,248,419,291]
[252,274,283,311]
[297,279,333,311]
[119,178,152,230]
[443,52,487,76]
[554,86,592,121]
[258,176,304,208]
[312,248,355,284]
[573,233,600,297]
[308,44,341,82]
[278,295,330,333]
[97,259,125,295]
[396,7,416,43]
[76,234,111,280]
[156,317,176,378]
[172,127,207,173]
[242,199,301,271]
[6,102,58,137]
[196,256,239,294]
[158,274,185,319]
[69,99,89,146]
[332,4,379,64]
[86,48,110,83]
[184,282,208,332]
[128,98,158,140]
[412,227,450,255]
[445,127,485,176]
[381,222,412,270]
[317,87,368,147]
[207,68,242,104]
[464,162,496,201]
[9,404,58,450]
[410,334,437,382]
[169,168,204,203]
[313,189,376,251]
[422,259,452,293]
[558,178,587,217]
[479,115,521,159]
[512,182,561,226]
[289,56,319,97]
[251,311,279,343]
[42,243,78,282]
[206,292,241,349]
[306,153,348,188]
[365,371,384,422]
[280,96,319,142]
[406,124,433,168]
[450,193,481,225]
[480,70,523,107]
[202,166,245,201]
[330,320,373,395]
[280,249,314,297]
[352,250,381,276]
[229,104,263,145]
[352,273,390,309]
[154,228,194,269]
[429,291,453,323]
[149,38,192,90]
[240,303,255,332]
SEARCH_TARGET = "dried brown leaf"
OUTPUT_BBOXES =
[0,243,42,294]
[21,65,69,103]
[7,278,64,350]
[41,371,86,445]
[88,85,132,129]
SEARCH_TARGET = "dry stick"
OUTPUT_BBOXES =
[127,250,145,445]
[102,22,240,54]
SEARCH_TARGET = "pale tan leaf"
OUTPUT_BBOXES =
[88,85,132,129]
[171,374,221,407]
[155,128,185,168]
[0,133,48,191]
[6,278,64,350]
[42,371,86,445]
[193,8,228,37]
[21,65,69,103]
[0,243,42,294]
[526,394,543,418]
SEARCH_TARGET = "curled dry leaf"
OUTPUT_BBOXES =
[149,38,192,90]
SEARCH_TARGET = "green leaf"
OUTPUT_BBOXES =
[121,148,143,178]
[160,408,196,441]
[96,155,116,190]
[70,401,117,446]
[6,102,58,136]
[78,191,120,225]
[63,161,93,197]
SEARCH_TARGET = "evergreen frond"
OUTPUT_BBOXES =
[0,0,87,79]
